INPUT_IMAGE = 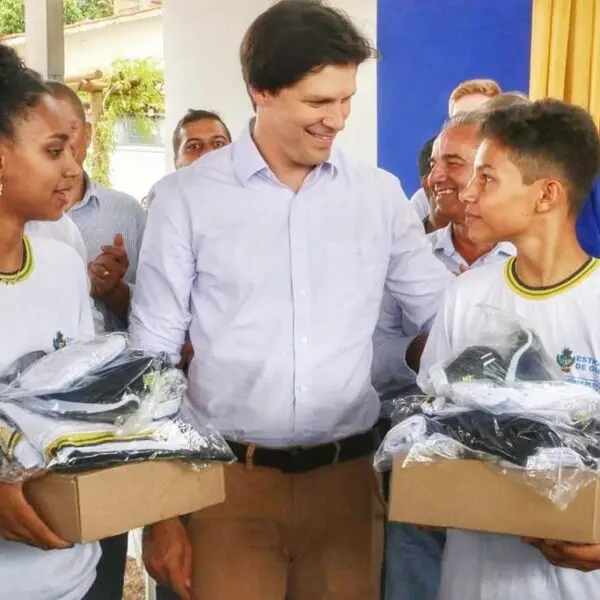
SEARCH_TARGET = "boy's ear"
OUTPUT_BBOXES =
[535,178,563,214]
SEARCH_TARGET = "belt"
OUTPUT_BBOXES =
[227,429,377,474]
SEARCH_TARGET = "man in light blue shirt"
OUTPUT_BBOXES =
[46,81,146,334]
[131,2,452,599]
[46,81,146,600]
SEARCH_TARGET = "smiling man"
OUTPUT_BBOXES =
[130,1,452,599]
[427,112,515,274]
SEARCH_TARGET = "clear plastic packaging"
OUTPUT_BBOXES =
[0,334,184,429]
[421,306,562,396]
[376,308,600,509]
[0,334,235,482]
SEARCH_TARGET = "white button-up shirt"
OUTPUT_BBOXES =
[129,122,452,447]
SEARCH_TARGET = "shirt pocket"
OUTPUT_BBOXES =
[321,241,387,304]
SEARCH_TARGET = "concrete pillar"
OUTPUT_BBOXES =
[162,0,377,170]
[24,0,65,80]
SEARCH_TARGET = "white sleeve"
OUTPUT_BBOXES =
[384,176,453,333]
[372,292,420,392]
[128,177,194,364]
[416,281,457,390]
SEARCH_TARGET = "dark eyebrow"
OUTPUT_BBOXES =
[305,91,357,103]
[48,133,69,142]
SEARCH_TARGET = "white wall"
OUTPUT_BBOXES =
[3,10,166,200]
[162,0,377,169]
[110,147,166,200]
[5,9,163,76]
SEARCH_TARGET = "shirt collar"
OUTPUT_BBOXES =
[432,224,514,258]
[72,172,100,211]
[232,118,339,186]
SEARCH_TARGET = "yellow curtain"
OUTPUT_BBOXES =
[530,0,600,128]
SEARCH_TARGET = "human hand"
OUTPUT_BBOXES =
[143,517,193,600]
[0,481,71,550]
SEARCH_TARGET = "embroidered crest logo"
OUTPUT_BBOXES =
[557,348,576,374]
[53,331,67,350]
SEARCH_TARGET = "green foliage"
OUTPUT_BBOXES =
[89,119,115,187]
[89,58,164,186]
[0,0,24,35]
[0,0,114,36]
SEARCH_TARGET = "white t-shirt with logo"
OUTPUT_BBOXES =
[419,256,600,600]
[0,235,100,600]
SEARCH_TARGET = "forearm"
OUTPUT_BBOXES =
[100,280,130,325]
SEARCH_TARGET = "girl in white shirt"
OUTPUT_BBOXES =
[0,44,101,599]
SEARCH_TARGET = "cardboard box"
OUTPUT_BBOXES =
[24,461,225,543]
[389,456,600,543]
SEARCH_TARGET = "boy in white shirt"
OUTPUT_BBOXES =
[419,99,600,599]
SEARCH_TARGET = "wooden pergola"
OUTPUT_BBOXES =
[65,70,106,123]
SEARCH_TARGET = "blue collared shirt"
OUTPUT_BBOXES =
[429,224,515,274]
[129,121,452,447]
[69,176,146,331]
[372,224,514,396]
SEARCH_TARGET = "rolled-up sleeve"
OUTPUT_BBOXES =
[129,176,195,364]
[384,176,453,332]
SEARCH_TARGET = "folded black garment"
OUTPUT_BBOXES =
[429,410,564,467]
[439,328,558,387]
[38,351,167,405]
[5,351,182,424]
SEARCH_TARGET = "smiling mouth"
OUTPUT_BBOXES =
[307,130,334,144]
[435,188,457,200]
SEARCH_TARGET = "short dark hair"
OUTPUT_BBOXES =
[45,80,87,123]
[0,44,48,140]
[418,137,436,179]
[172,109,232,155]
[481,99,600,214]
[240,0,377,95]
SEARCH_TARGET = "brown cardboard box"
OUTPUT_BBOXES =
[24,461,225,543]
[389,456,600,543]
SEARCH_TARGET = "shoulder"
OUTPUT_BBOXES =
[148,145,236,211]
[335,150,403,190]
[445,260,507,308]
[93,181,145,214]
[28,234,87,276]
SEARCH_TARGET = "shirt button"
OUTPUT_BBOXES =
[298,244,305,251]
[298,290,307,297]
[300,336,308,344]
[299,385,308,392]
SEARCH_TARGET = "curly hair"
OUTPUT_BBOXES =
[0,45,47,140]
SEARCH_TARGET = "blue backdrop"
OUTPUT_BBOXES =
[377,0,533,194]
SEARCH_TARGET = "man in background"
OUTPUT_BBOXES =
[46,80,146,600]
[173,109,231,169]
[46,81,146,335]
[448,78,501,115]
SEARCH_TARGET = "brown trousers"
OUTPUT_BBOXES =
[186,455,385,600]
